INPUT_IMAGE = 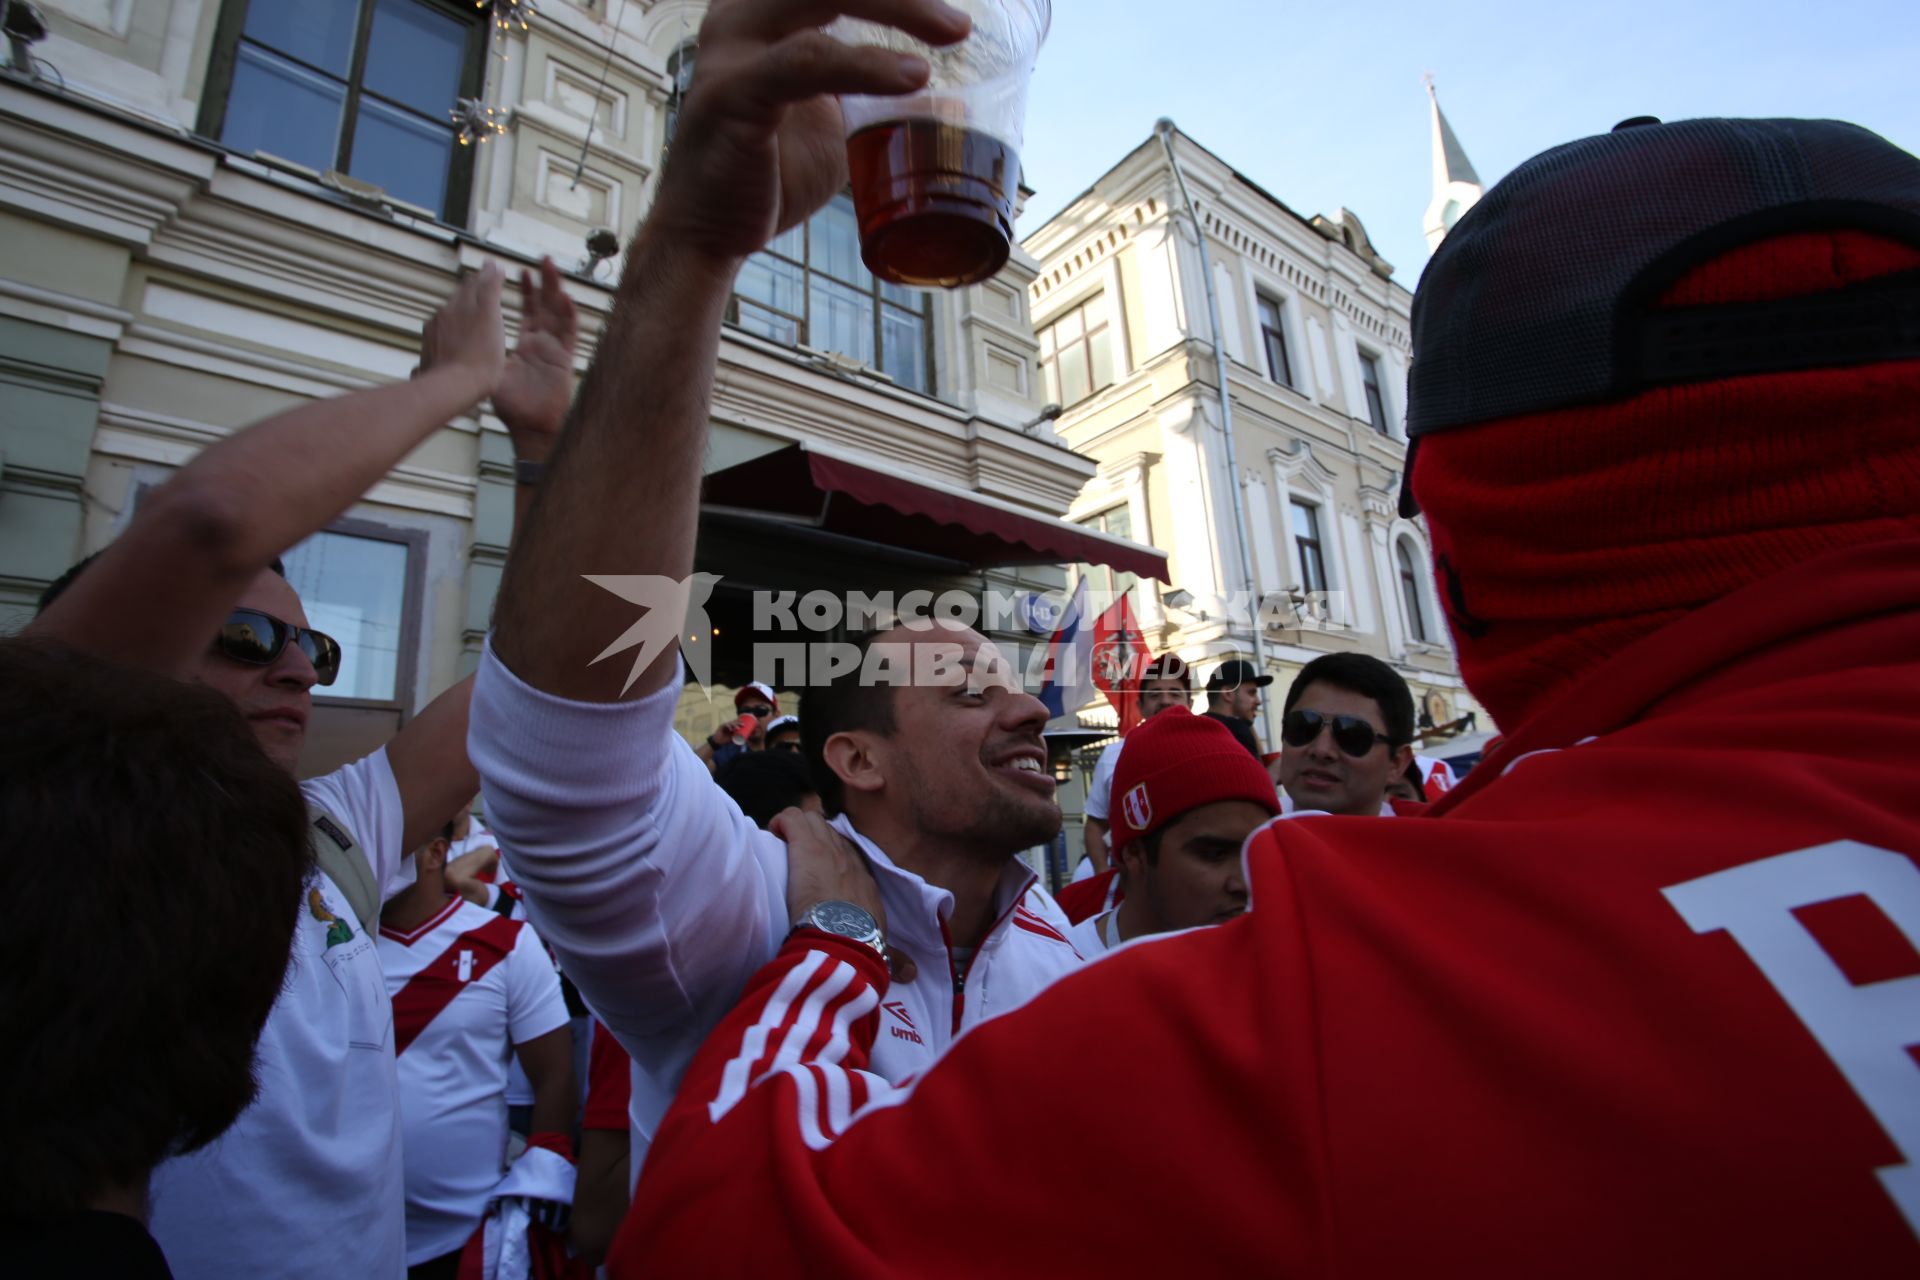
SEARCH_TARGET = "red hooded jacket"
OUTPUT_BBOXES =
[614,537,1920,1276]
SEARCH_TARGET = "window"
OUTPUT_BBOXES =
[281,520,426,778]
[1397,539,1429,642]
[1038,294,1114,407]
[1256,293,1293,388]
[664,42,696,148]
[730,193,935,394]
[1290,500,1328,597]
[1076,506,1137,605]
[282,526,420,703]
[1359,350,1390,434]
[203,0,486,223]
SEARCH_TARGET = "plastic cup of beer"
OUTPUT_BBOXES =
[829,0,1051,288]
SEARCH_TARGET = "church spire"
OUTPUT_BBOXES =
[1422,77,1484,253]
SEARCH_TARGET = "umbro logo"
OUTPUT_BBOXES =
[882,1001,923,1045]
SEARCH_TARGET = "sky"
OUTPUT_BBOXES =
[1014,0,1920,286]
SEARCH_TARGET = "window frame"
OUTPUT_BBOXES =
[1074,505,1138,606]
[726,195,938,396]
[664,41,697,151]
[1255,291,1294,389]
[287,515,428,719]
[1289,498,1329,597]
[1396,536,1429,643]
[1358,347,1390,434]
[1038,291,1115,408]
[198,0,488,226]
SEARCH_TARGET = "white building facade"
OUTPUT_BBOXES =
[1023,125,1485,754]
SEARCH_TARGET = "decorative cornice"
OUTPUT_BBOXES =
[1267,438,1338,490]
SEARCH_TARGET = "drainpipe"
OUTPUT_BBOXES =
[1155,118,1277,750]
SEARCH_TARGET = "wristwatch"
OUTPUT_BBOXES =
[515,458,546,486]
[792,900,884,961]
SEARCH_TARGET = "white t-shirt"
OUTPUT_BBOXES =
[149,750,407,1280]
[378,898,570,1265]
[1083,739,1124,822]
[475,871,547,1109]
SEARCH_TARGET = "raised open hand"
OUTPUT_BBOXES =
[418,262,506,402]
[494,257,579,444]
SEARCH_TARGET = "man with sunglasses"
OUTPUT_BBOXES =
[696,681,780,771]
[28,259,580,1280]
[1274,653,1416,818]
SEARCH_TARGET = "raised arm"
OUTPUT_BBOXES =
[488,0,970,704]
[28,267,506,673]
[377,260,582,854]
[469,0,973,1143]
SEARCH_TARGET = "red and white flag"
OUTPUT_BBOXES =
[1091,593,1152,732]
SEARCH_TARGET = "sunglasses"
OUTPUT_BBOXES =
[217,609,342,686]
[1281,708,1394,758]
[739,705,774,720]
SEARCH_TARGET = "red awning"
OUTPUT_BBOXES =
[701,444,1169,582]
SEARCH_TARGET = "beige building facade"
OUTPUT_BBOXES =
[0,0,1157,788]
[1023,124,1485,755]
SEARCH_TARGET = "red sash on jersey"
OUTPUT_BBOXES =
[391,914,522,1054]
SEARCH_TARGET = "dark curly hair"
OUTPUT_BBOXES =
[0,640,313,1217]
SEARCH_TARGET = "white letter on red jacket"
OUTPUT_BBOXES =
[1664,841,1920,1238]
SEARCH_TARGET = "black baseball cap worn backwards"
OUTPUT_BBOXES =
[1206,659,1273,691]
[1401,117,1920,517]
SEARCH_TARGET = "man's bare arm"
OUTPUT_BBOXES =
[385,676,480,854]
[489,0,970,704]
[570,1130,629,1266]
[28,268,505,674]
[1083,817,1110,873]
[516,1024,578,1140]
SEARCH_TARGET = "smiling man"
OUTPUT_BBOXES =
[1276,653,1416,818]
[466,0,1082,1174]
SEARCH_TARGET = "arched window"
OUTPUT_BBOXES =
[1396,538,1428,643]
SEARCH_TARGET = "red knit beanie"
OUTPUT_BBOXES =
[1412,229,1920,732]
[1109,708,1280,856]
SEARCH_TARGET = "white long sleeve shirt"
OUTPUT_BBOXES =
[468,644,1085,1166]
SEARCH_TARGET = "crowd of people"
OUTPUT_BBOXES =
[4,0,1918,1275]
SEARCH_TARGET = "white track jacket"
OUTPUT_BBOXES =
[468,644,1084,1165]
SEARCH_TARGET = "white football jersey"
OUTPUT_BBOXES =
[378,897,569,1265]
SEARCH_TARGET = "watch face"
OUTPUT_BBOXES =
[811,900,877,940]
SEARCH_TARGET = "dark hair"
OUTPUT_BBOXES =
[714,750,819,830]
[798,631,900,817]
[1282,652,1417,747]
[440,819,459,843]
[0,640,313,1217]
[37,551,287,613]
[1400,760,1428,802]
